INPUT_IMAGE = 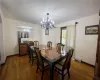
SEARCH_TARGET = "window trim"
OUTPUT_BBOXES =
[60,26,67,44]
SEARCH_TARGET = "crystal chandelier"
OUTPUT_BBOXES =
[41,13,55,30]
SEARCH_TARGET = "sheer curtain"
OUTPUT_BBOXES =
[66,25,76,50]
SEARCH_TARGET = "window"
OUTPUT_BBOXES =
[60,27,67,45]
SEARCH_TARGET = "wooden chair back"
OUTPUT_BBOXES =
[34,41,39,47]
[28,46,32,60]
[28,41,34,58]
[62,49,74,70]
[36,48,44,68]
[68,49,74,68]
[56,43,64,53]
[47,41,52,49]
[28,45,34,61]
[29,41,34,46]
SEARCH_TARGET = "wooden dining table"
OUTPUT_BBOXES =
[31,45,68,80]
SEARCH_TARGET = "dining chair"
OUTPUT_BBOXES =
[28,41,34,46]
[54,50,73,80]
[59,48,74,63]
[35,48,49,80]
[47,41,52,49]
[56,43,64,53]
[28,41,34,62]
[28,45,32,62]
[29,46,37,65]
[34,41,39,47]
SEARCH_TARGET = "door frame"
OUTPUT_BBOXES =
[60,27,67,44]
[94,12,100,80]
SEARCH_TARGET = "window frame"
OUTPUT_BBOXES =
[60,27,67,45]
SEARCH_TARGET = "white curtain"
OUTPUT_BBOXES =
[66,25,76,49]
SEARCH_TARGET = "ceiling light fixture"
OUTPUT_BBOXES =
[41,13,55,35]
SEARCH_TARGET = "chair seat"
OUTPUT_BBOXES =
[55,63,68,75]
[55,64,63,70]
[58,59,66,66]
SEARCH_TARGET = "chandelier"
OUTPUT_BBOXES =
[41,13,55,30]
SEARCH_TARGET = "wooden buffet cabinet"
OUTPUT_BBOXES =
[19,43,29,56]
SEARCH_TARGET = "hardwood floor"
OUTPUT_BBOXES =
[0,56,94,80]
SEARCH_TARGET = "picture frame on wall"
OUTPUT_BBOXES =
[45,29,49,35]
[85,25,99,35]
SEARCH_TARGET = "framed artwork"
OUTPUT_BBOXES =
[85,25,99,35]
[45,29,49,35]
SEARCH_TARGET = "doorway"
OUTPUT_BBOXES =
[60,27,67,45]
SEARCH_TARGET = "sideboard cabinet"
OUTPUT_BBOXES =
[19,43,28,56]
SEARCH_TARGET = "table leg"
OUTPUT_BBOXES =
[50,63,54,80]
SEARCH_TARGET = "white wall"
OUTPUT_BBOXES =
[0,7,5,64]
[0,23,3,64]
[56,14,99,65]
[41,27,60,47]
[2,18,41,60]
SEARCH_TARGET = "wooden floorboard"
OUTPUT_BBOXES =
[0,56,94,80]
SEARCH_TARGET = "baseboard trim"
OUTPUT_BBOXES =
[7,54,19,57]
[2,54,95,68]
[75,59,95,67]
[1,63,5,66]
[81,60,95,67]
[1,54,19,65]
[75,59,81,62]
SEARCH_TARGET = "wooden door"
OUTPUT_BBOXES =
[94,12,100,80]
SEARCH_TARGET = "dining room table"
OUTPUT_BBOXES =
[31,45,69,80]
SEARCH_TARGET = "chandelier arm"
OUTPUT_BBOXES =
[40,13,55,30]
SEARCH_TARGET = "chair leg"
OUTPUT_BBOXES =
[32,59,33,65]
[29,58,30,62]
[41,71,44,80]
[32,58,34,65]
[62,72,64,80]
[28,54,31,62]
[68,69,70,78]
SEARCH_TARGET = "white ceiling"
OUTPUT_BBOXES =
[1,0,100,24]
